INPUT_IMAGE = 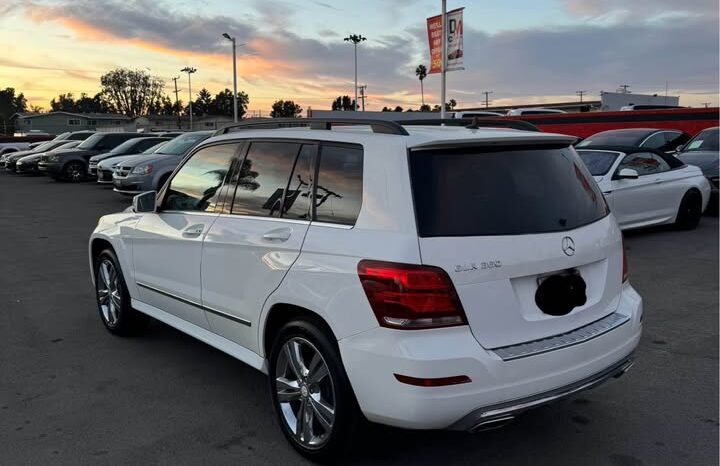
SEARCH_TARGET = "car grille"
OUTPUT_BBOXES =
[114,166,131,178]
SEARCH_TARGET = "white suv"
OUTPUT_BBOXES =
[89,119,642,461]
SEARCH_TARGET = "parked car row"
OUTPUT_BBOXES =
[0,130,218,196]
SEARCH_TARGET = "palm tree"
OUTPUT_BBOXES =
[415,64,428,107]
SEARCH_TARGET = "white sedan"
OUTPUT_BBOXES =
[577,146,711,230]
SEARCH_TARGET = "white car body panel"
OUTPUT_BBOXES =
[588,153,711,230]
[89,125,642,431]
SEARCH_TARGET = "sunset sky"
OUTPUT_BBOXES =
[1,0,718,114]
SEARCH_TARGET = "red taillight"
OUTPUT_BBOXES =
[394,373,472,387]
[622,237,629,283]
[357,260,467,330]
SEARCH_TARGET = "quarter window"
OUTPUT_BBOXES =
[162,144,237,212]
[230,142,301,217]
[640,132,667,149]
[617,152,670,176]
[315,145,363,225]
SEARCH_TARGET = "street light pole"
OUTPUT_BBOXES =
[344,34,366,111]
[180,66,196,129]
[222,33,244,123]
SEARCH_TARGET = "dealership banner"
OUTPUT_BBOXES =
[426,7,464,74]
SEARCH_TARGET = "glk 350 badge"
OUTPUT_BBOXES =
[455,261,502,272]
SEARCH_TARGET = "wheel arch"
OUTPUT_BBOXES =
[261,303,337,359]
[89,237,114,283]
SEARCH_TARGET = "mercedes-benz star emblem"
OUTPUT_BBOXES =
[561,236,576,256]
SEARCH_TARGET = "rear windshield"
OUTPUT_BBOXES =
[577,150,622,175]
[409,145,609,237]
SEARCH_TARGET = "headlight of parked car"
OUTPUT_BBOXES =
[46,155,60,162]
[131,165,153,175]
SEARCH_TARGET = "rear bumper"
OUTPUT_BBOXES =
[339,283,642,430]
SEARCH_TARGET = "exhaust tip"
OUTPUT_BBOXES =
[470,416,515,433]
[613,360,635,379]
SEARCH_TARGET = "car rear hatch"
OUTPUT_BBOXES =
[408,137,624,349]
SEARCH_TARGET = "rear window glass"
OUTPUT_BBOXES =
[578,150,621,175]
[409,145,609,237]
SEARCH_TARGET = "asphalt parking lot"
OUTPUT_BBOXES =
[0,172,717,466]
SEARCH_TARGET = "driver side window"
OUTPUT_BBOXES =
[161,143,238,212]
[617,152,670,176]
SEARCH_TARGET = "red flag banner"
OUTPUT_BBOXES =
[426,7,464,74]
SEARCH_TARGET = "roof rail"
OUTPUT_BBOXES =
[400,118,540,132]
[214,118,409,136]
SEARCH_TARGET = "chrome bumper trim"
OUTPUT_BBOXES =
[450,355,634,431]
[490,312,630,361]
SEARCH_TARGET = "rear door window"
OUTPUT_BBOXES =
[230,141,301,217]
[315,145,363,225]
[409,145,608,237]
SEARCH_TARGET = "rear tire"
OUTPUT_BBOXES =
[268,318,361,463]
[674,190,702,230]
[94,249,148,336]
[63,161,86,182]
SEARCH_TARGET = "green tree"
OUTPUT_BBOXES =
[415,64,427,107]
[419,104,431,112]
[0,87,27,134]
[393,105,403,112]
[270,100,302,118]
[213,88,249,118]
[192,88,214,116]
[331,95,355,111]
[100,68,165,117]
[50,93,76,112]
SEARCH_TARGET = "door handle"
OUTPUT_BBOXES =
[262,227,292,242]
[182,224,204,238]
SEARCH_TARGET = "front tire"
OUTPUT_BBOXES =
[63,161,86,182]
[674,190,702,230]
[94,249,148,336]
[268,319,361,462]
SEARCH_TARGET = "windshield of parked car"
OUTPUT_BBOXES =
[143,141,168,154]
[34,141,64,152]
[52,132,71,141]
[76,133,105,149]
[54,141,81,150]
[155,133,210,155]
[576,130,650,147]
[107,138,150,155]
[682,128,719,152]
[409,145,609,236]
[577,150,622,175]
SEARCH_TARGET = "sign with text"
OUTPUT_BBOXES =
[426,7,464,74]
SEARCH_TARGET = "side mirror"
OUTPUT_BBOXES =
[132,191,157,213]
[617,168,639,180]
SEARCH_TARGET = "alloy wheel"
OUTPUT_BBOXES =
[275,337,336,449]
[66,163,84,181]
[97,259,121,326]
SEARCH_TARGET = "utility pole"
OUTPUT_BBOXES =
[702,102,711,108]
[576,90,588,102]
[357,85,367,112]
[344,34,366,111]
[482,90,493,109]
[618,84,631,94]
[180,66,197,129]
[171,76,181,128]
